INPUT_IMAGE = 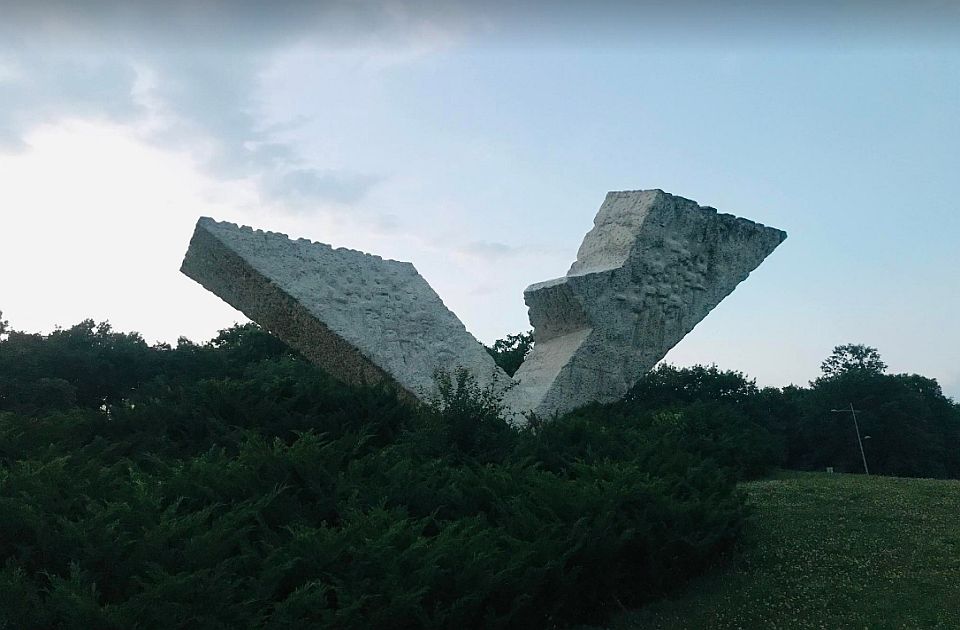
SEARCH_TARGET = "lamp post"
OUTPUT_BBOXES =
[831,403,869,475]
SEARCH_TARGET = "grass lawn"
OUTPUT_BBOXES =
[614,471,960,629]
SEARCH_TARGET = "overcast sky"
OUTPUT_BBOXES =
[1,1,958,397]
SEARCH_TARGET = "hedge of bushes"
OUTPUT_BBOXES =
[0,320,746,629]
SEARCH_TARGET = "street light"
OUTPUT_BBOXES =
[831,403,870,475]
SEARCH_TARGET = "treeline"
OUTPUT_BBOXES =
[615,345,960,480]
[486,330,960,481]
[1,316,956,628]
[0,317,744,629]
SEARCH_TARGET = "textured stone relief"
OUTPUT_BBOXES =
[506,190,787,418]
[180,217,511,405]
[181,189,786,422]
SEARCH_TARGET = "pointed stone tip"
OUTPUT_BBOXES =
[603,189,667,207]
[607,188,666,196]
[605,190,787,243]
[194,216,226,233]
[190,216,415,263]
[192,216,303,246]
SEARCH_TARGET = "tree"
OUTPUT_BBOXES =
[0,310,8,340]
[0,318,153,410]
[625,363,759,409]
[798,370,959,478]
[620,364,784,479]
[0,317,746,628]
[485,331,533,377]
[820,344,887,379]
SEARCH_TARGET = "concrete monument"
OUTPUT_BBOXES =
[181,189,786,421]
[181,217,511,403]
[505,190,786,418]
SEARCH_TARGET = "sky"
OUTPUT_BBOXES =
[1,1,958,398]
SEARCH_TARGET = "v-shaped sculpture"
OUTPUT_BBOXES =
[181,190,786,422]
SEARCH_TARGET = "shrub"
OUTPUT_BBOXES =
[0,321,747,628]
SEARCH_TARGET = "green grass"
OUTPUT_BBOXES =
[614,471,960,629]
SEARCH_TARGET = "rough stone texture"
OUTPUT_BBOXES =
[505,189,786,418]
[181,189,785,424]
[180,217,509,403]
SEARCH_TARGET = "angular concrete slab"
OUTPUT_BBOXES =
[181,189,786,424]
[506,190,787,418]
[181,217,510,402]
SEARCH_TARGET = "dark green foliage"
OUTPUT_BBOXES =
[0,320,746,629]
[791,370,960,478]
[416,366,517,463]
[0,320,295,415]
[819,343,887,379]
[779,343,960,477]
[485,331,533,377]
[493,335,957,482]
[4,320,953,628]
[0,320,152,411]
[614,360,959,481]
[614,364,785,480]
[626,363,760,409]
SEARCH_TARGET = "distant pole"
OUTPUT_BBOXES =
[832,404,870,475]
[849,403,870,476]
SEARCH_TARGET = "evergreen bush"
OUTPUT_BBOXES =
[0,321,746,628]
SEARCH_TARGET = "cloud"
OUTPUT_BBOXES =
[0,2,956,61]
[125,50,389,211]
[0,3,451,213]
[262,168,383,208]
[0,53,142,151]
[458,240,522,261]
[0,1,476,54]
[2,1,955,220]
[0,1,381,49]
